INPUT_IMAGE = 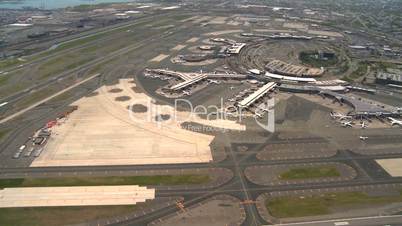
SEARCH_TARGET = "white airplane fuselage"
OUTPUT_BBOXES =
[388,117,402,126]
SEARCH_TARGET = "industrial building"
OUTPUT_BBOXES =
[145,69,249,97]
[279,84,397,117]
[169,74,208,91]
[265,60,324,77]
[237,82,277,109]
[265,71,317,82]
[376,72,402,85]
[227,43,246,54]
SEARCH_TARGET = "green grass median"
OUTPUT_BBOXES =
[266,191,402,218]
[350,61,369,79]
[0,129,9,140]
[299,51,338,67]
[279,166,340,180]
[0,58,22,69]
[0,175,210,189]
[0,205,139,226]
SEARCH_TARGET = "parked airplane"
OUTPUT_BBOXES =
[229,86,236,90]
[360,121,368,129]
[228,98,236,102]
[330,112,352,120]
[183,90,191,96]
[359,136,368,141]
[254,112,263,118]
[208,79,221,84]
[0,102,8,108]
[388,117,402,127]
[258,106,272,112]
[341,121,353,127]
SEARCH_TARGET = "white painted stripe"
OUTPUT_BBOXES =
[334,222,349,226]
[267,214,402,225]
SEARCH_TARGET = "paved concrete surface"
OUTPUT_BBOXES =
[31,78,245,167]
[0,185,155,207]
[376,158,402,176]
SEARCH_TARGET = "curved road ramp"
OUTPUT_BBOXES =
[0,185,155,208]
